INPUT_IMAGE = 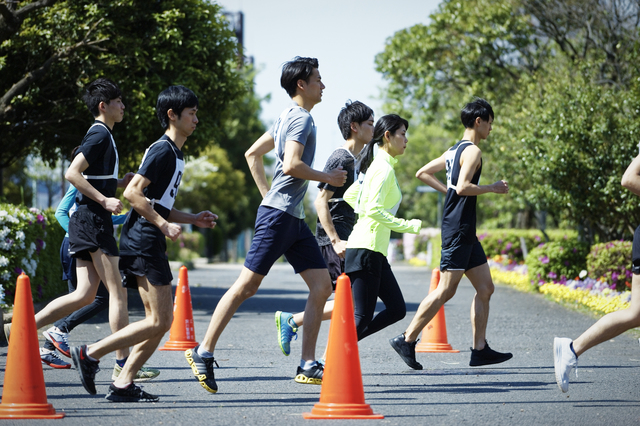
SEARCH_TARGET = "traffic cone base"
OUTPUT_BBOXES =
[303,403,385,419]
[0,403,64,419]
[415,269,459,354]
[160,266,198,351]
[0,273,64,419]
[303,273,383,420]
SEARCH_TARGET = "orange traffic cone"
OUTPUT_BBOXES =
[159,266,198,351]
[303,274,384,420]
[415,269,459,353]
[0,273,64,419]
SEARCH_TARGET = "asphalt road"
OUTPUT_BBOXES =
[1,262,639,425]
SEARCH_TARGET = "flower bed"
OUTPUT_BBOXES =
[489,255,631,316]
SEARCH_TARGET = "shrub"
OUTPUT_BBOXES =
[478,229,579,262]
[586,240,632,292]
[166,230,205,266]
[526,240,590,286]
[0,204,65,306]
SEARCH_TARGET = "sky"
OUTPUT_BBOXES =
[214,0,442,182]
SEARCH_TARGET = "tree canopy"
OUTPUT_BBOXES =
[1,0,245,173]
[377,0,640,241]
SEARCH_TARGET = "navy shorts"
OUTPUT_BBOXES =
[120,255,173,288]
[320,244,344,288]
[68,205,118,261]
[632,225,640,275]
[440,239,487,272]
[245,206,326,276]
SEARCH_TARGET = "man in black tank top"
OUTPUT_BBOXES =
[389,98,513,369]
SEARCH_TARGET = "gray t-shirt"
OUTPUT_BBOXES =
[261,102,316,219]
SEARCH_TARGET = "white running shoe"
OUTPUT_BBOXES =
[554,337,578,393]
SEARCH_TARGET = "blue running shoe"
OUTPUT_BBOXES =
[275,311,297,356]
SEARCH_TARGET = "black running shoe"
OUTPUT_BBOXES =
[185,345,219,393]
[389,334,423,370]
[295,363,323,385]
[469,342,513,366]
[105,383,159,402]
[71,345,100,395]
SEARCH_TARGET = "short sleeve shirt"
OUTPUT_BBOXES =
[315,147,357,246]
[75,120,118,207]
[261,102,316,219]
[119,136,184,258]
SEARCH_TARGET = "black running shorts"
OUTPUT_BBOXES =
[120,255,173,288]
[68,205,119,261]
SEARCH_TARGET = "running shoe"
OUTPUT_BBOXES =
[43,326,71,358]
[554,337,578,393]
[40,347,71,369]
[295,364,323,385]
[469,341,513,366]
[105,383,159,402]
[112,363,161,382]
[71,345,100,395]
[389,334,423,370]
[275,311,297,356]
[185,345,219,393]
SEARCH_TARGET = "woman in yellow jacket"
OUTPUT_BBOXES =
[344,114,421,341]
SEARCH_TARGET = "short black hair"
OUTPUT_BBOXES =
[280,57,319,98]
[337,100,374,140]
[156,85,199,130]
[82,78,122,117]
[460,98,494,129]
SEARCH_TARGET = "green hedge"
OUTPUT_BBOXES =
[0,204,65,306]
[478,229,579,262]
[586,240,632,292]
[525,240,590,285]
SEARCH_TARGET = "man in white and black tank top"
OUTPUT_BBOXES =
[389,98,514,370]
[70,86,218,402]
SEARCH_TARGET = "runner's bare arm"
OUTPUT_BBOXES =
[245,132,275,198]
[416,154,447,194]
[283,140,347,187]
[65,153,123,214]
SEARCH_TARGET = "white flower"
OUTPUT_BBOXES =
[0,227,9,239]
[579,270,588,279]
[0,272,9,282]
[0,256,8,267]
[16,231,25,241]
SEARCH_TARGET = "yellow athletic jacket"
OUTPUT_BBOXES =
[344,149,421,256]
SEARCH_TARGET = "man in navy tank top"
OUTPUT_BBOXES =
[390,98,513,369]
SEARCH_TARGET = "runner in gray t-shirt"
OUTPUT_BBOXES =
[274,101,375,363]
[187,57,347,392]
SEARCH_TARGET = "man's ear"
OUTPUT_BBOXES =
[98,101,107,113]
[297,79,306,92]
[350,122,358,134]
[167,108,177,122]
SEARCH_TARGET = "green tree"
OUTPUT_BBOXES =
[0,0,244,187]
[376,0,640,240]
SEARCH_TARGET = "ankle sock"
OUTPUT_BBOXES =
[569,342,578,358]
[288,317,298,328]
[113,381,132,389]
[116,357,127,368]
[197,346,214,358]
[301,360,317,370]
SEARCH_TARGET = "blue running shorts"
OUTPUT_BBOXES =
[245,206,326,276]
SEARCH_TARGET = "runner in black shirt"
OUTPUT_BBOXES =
[32,78,135,376]
[70,86,217,402]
